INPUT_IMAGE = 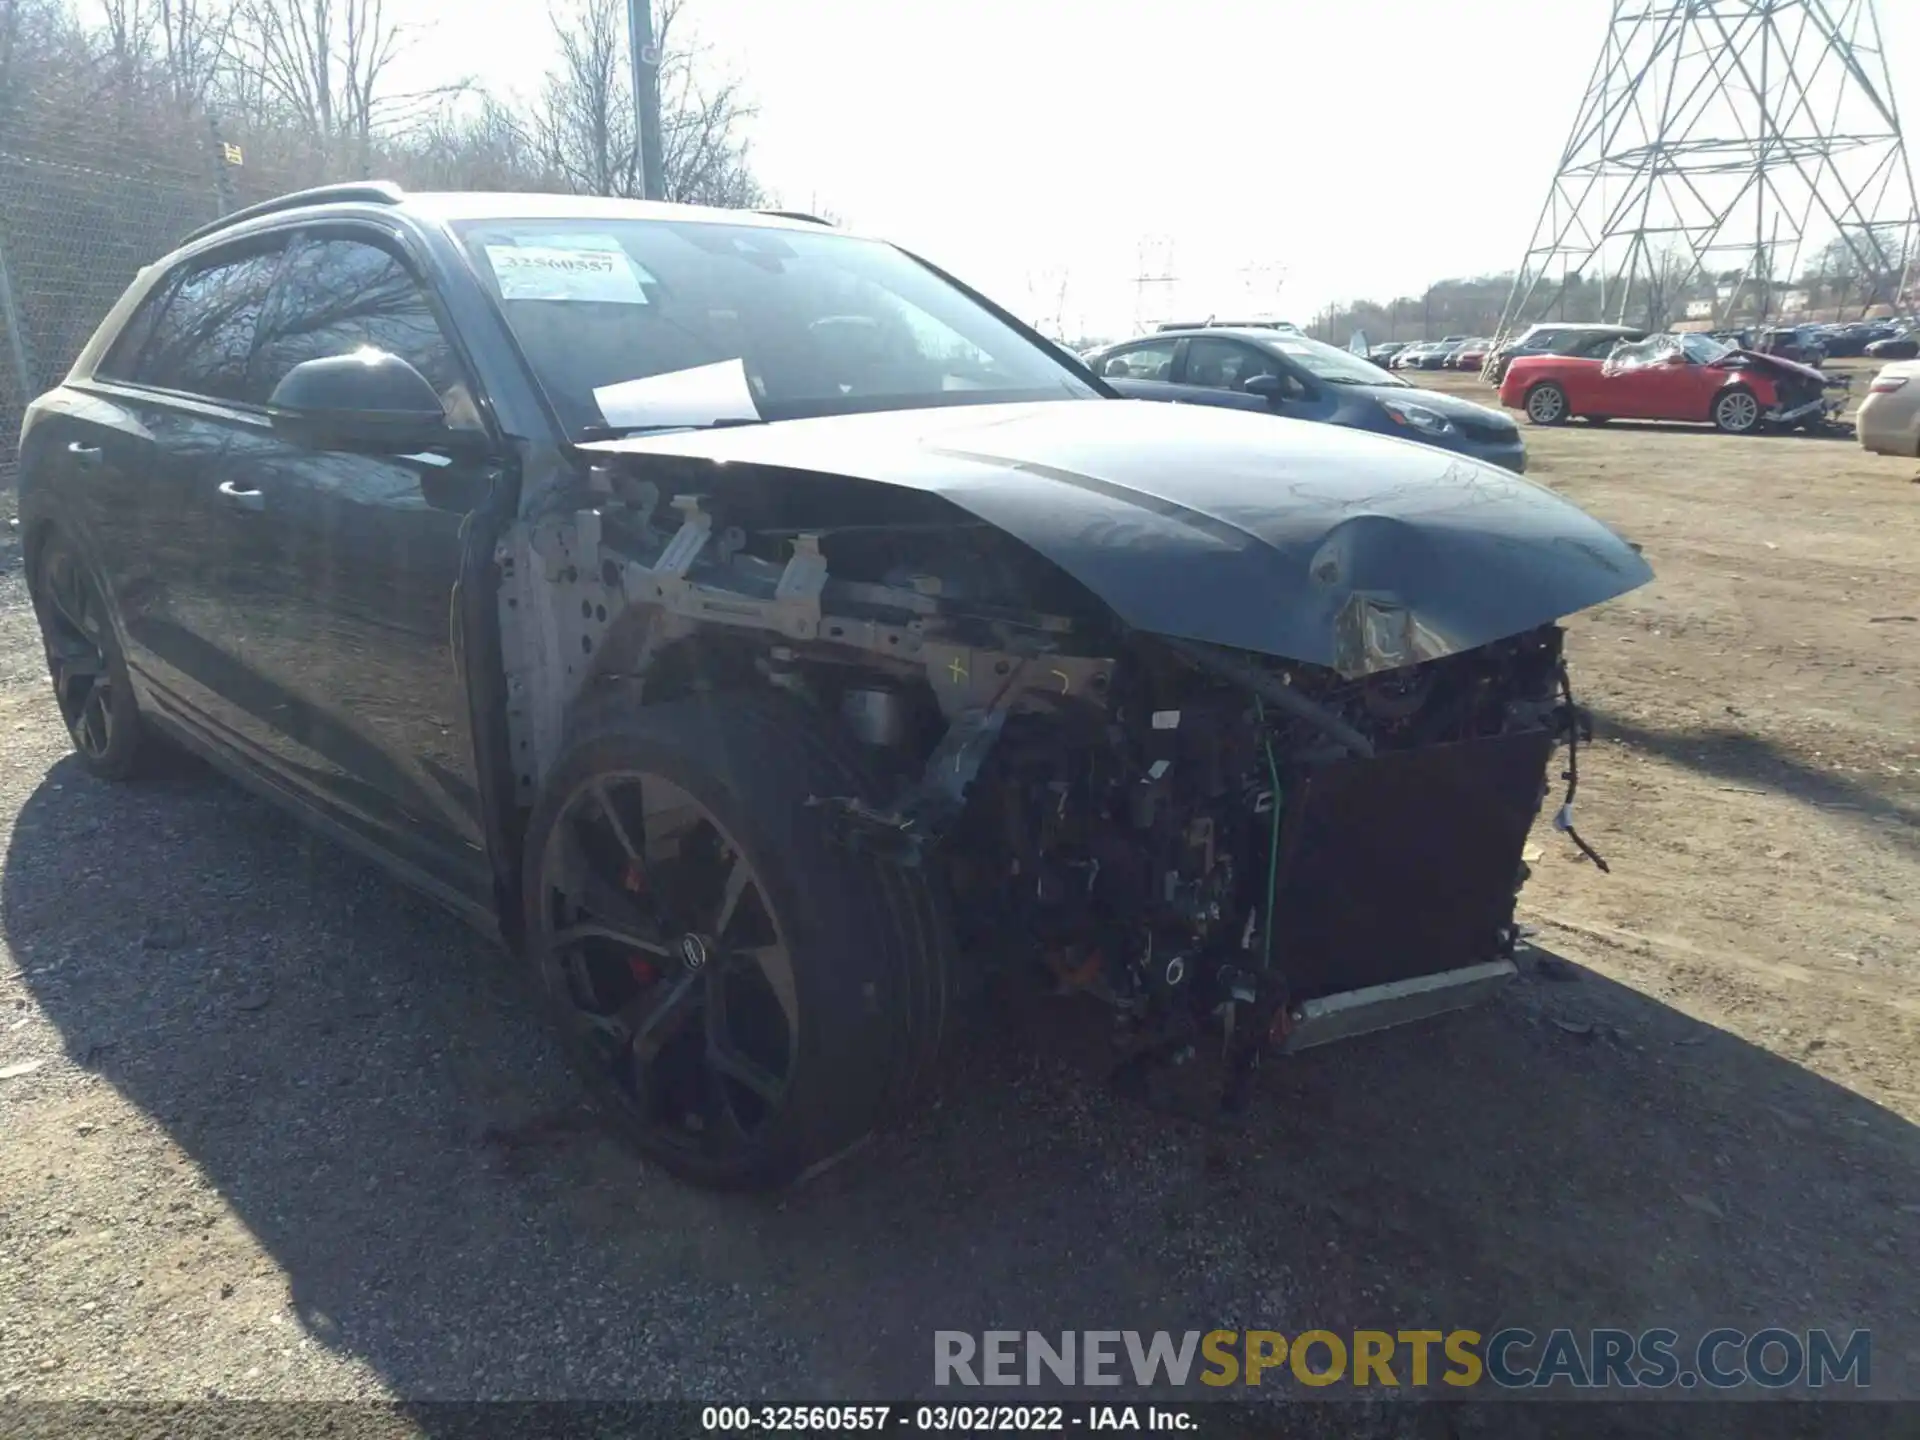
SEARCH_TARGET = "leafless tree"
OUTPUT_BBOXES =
[531,0,761,207]
[654,0,759,206]
[157,0,232,110]
[225,0,464,167]
[532,0,627,194]
[91,0,228,113]
[406,95,554,192]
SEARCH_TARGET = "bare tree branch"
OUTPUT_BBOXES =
[531,0,761,207]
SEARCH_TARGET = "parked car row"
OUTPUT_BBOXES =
[1794,319,1907,359]
[1378,337,1493,372]
[1356,316,1920,383]
[1302,314,1915,448]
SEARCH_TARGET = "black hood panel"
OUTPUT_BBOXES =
[582,399,1652,674]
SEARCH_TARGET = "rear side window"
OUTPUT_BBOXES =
[133,245,286,403]
[1100,340,1179,380]
[251,237,467,402]
[94,277,176,383]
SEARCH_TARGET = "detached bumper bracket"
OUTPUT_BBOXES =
[1279,958,1517,1053]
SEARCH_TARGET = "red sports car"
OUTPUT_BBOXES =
[1499,332,1843,433]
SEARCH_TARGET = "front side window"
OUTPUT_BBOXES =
[1100,341,1179,380]
[252,236,478,427]
[133,245,286,402]
[1263,334,1406,387]
[1184,337,1289,393]
[455,217,1095,435]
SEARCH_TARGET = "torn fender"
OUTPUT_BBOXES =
[581,399,1653,676]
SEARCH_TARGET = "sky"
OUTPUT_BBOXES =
[402,0,1920,340]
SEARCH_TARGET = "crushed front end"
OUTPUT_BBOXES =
[924,623,1596,1103]
[509,405,1648,1110]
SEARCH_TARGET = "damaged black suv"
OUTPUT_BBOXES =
[18,183,1653,1188]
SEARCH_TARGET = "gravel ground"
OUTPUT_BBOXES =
[2,393,1918,1423]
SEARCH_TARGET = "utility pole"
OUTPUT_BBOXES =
[628,0,667,201]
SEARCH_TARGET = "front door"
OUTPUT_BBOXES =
[219,229,499,904]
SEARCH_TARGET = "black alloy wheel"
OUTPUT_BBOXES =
[535,769,800,1161]
[522,691,949,1189]
[33,535,148,779]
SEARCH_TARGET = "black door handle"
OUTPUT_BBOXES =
[67,441,103,469]
[217,479,266,512]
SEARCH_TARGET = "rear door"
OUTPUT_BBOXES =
[221,227,498,904]
[78,236,293,752]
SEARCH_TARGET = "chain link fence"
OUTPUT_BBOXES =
[0,66,341,489]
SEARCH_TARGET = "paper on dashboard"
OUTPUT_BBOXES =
[592,359,763,429]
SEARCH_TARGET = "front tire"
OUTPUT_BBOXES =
[1524,382,1570,426]
[30,532,150,781]
[1713,386,1762,434]
[521,688,951,1189]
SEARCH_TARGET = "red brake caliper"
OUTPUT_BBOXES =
[622,859,656,986]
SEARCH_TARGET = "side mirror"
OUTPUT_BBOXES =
[268,349,466,453]
[1241,373,1288,403]
[1664,351,1688,365]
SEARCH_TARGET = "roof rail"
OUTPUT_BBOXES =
[179,181,406,248]
[755,209,833,226]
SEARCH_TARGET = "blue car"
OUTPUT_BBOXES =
[1084,327,1526,473]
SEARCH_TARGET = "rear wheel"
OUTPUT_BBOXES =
[521,688,951,1189]
[31,533,150,781]
[1524,382,1570,426]
[1713,386,1761,434]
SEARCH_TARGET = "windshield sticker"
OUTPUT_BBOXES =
[593,358,762,428]
[484,241,650,303]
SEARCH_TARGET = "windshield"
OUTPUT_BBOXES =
[1262,334,1405,386]
[1680,333,1734,364]
[453,218,1096,434]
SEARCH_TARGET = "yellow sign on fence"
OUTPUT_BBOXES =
[221,142,243,166]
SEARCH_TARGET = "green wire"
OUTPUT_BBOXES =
[1254,696,1283,973]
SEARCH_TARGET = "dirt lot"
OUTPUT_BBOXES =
[2,374,1918,1421]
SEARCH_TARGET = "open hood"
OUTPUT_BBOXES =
[581,398,1653,676]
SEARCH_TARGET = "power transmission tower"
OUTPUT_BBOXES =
[1132,236,1178,333]
[1232,261,1289,321]
[1493,0,1919,344]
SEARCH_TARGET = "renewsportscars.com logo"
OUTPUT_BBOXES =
[933,1328,1871,1391]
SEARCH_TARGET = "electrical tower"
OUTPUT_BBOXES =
[1493,0,1919,342]
[1232,261,1290,322]
[1132,236,1179,333]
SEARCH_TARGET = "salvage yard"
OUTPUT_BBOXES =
[2,378,1918,1418]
